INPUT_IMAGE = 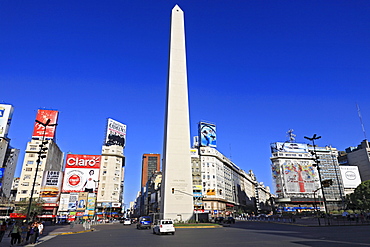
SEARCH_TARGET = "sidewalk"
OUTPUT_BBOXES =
[0,223,95,246]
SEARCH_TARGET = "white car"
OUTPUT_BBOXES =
[152,219,175,235]
[123,219,131,225]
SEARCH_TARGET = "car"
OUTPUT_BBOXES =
[152,219,175,235]
[214,217,224,224]
[136,216,151,229]
[123,219,131,225]
[225,217,235,224]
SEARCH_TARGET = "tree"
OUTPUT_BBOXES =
[349,180,370,211]
[15,198,44,220]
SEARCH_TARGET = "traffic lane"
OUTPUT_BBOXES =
[35,222,345,247]
[232,221,370,246]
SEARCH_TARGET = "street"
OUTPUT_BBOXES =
[30,221,370,247]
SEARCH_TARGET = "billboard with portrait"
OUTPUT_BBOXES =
[105,118,126,147]
[62,154,101,193]
[40,171,63,203]
[199,122,216,147]
[0,104,14,138]
[32,109,59,139]
[271,142,308,153]
[340,166,362,189]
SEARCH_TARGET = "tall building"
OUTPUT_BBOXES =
[161,5,193,221]
[141,154,160,188]
[343,140,370,181]
[270,141,345,212]
[16,110,63,202]
[97,118,126,210]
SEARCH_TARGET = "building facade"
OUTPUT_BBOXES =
[141,154,160,188]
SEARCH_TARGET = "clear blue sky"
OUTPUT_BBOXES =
[1,1,370,204]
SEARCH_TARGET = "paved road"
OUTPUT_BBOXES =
[20,221,369,247]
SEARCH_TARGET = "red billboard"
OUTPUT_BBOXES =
[62,154,101,193]
[32,109,59,139]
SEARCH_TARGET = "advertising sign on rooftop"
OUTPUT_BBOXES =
[271,142,308,153]
[32,109,59,139]
[0,104,14,138]
[199,122,216,147]
[40,171,63,203]
[62,154,101,193]
[105,118,126,147]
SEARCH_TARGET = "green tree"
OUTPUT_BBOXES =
[15,198,44,220]
[349,180,370,211]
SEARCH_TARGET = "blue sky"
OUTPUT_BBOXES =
[1,1,370,204]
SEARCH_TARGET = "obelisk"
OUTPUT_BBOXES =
[160,5,193,221]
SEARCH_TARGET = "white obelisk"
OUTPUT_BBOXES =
[160,5,193,221]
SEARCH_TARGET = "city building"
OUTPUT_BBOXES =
[270,140,345,213]
[342,140,370,182]
[141,154,160,188]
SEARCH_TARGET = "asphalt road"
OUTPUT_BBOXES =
[34,221,370,247]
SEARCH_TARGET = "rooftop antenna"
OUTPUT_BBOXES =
[286,129,296,143]
[229,144,232,160]
[356,103,367,140]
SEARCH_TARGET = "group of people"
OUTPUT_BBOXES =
[0,220,44,246]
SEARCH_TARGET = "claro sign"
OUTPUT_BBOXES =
[65,154,101,169]
[62,154,101,193]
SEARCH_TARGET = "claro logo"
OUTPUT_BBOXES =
[345,171,356,180]
[67,156,100,167]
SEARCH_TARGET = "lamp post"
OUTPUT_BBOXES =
[26,119,56,223]
[304,134,329,215]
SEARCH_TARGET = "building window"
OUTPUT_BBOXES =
[29,154,35,157]
[25,168,32,171]
[24,175,31,179]
[21,182,29,186]
[21,190,27,194]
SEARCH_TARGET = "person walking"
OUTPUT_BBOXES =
[9,222,21,246]
[20,222,28,245]
[37,221,44,242]
[29,222,39,244]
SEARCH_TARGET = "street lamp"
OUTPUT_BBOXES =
[26,118,57,222]
[304,134,329,215]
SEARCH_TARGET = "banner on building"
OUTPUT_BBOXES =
[0,104,14,138]
[62,154,101,193]
[0,168,4,189]
[105,118,126,147]
[199,122,216,147]
[86,193,96,211]
[271,142,309,153]
[40,171,63,203]
[68,193,79,211]
[340,166,362,188]
[77,192,88,211]
[32,109,59,139]
[58,193,70,212]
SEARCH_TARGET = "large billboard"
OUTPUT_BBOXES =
[272,160,318,193]
[0,104,14,138]
[40,171,63,203]
[340,166,362,189]
[62,154,101,193]
[199,122,216,147]
[271,142,309,153]
[32,109,59,139]
[105,118,126,147]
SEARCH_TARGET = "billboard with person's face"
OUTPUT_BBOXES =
[62,154,101,193]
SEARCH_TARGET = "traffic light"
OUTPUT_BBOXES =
[172,188,174,194]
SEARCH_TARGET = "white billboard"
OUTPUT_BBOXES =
[340,166,362,189]
[0,104,14,138]
[105,118,126,147]
[271,142,309,153]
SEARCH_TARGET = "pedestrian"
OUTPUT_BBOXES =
[70,220,75,229]
[37,221,44,242]
[8,222,21,246]
[0,221,7,242]
[29,222,39,244]
[20,222,28,245]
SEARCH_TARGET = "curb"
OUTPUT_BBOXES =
[50,228,96,235]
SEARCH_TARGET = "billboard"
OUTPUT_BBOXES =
[105,118,126,147]
[62,154,101,193]
[58,193,70,211]
[86,193,96,211]
[40,171,63,203]
[272,160,318,193]
[271,142,308,153]
[77,192,88,211]
[32,109,59,139]
[0,104,14,138]
[199,122,216,147]
[340,166,362,189]
[68,193,79,211]
[0,168,4,189]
